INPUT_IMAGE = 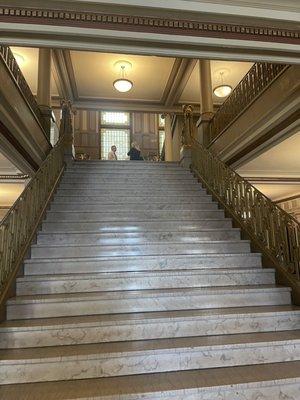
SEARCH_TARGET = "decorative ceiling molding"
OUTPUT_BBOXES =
[0,174,29,180]
[275,193,300,204]
[243,177,300,184]
[0,7,299,45]
[162,58,198,107]
[53,98,186,114]
[52,49,79,101]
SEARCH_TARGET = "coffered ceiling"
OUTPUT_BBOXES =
[10,46,253,112]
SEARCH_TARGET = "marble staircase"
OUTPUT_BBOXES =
[0,160,300,399]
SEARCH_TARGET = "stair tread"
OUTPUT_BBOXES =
[1,361,300,399]
[31,239,250,249]
[7,285,291,304]
[24,252,260,263]
[1,330,300,362]
[1,305,299,331]
[17,268,272,282]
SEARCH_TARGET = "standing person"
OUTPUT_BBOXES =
[108,145,117,160]
[127,142,143,160]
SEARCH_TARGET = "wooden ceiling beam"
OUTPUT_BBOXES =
[52,49,79,101]
[161,58,197,107]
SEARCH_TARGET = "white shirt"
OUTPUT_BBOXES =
[108,151,117,160]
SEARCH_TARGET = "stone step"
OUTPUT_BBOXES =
[52,194,213,204]
[36,229,239,245]
[16,268,275,295]
[50,202,219,212]
[62,175,196,183]
[6,286,291,320]
[30,240,251,259]
[59,182,201,190]
[56,188,206,196]
[1,361,300,399]
[45,210,225,222]
[1,331,299,384]
[24,253,262,275]
[69,161,182,168]
[1,305,299,349]
[65,168,191,175]
[41,219,233,233]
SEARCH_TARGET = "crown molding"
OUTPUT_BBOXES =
[0,6,299,45]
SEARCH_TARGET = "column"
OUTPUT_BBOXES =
[164,113,173,162]
[59,100,75,163]
[37,48,52,137]
[197,60,214,145]
[199,60,214,117]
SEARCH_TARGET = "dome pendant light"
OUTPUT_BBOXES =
[113,64,133,93]
[213,71,232,98]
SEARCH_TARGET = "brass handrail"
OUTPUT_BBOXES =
[191,138,300,282]
[209,62,289,143]
[0,46,48,134]
[0,136,65,299]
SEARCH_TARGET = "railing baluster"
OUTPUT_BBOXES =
[209,62,289,142]
[191,138,300,285]
[0,46,48,134]
[0,137,65,297]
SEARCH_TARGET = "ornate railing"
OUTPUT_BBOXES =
[0,137,65,299]
[191,138,300,283]
[209,62,289,143]
[0,46,48,133]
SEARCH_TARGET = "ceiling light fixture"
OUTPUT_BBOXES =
[213,71,232,98]
[113,62,133,93]
[12,52,25,67]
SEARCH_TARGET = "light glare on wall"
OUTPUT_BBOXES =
[12,52,25,67]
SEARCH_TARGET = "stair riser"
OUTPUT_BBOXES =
[59,183,201,190]
[50,203,219,212]
[1,341,299,384]
[16,271,274,295]
[24,254,262,275]
[1,312,299,349]
[57,189,205,196]
[41,220,232,233]
[52,195,213,204]
[62,177,196,184]
[45,210,225,222]
[67,165,185,170]
[36,230,240,245]
[30,242,251,259]
[7,290,291,320]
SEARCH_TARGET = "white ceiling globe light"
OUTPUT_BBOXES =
[213,71,232,98]
[113,61,133,93]
[213,84,232,98]
[113,78,133,93]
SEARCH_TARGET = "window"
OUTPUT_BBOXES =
[158,114,165,155]
[101,128,130,160]
[159,114,165,129]
[159,130,165,155]
[101,111,130,126]
[100,111,131,160]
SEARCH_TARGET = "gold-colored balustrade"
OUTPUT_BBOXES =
[0,137,65,300]
[191,138,300,284]
[209,62,289,143]
[0,46,48,134]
